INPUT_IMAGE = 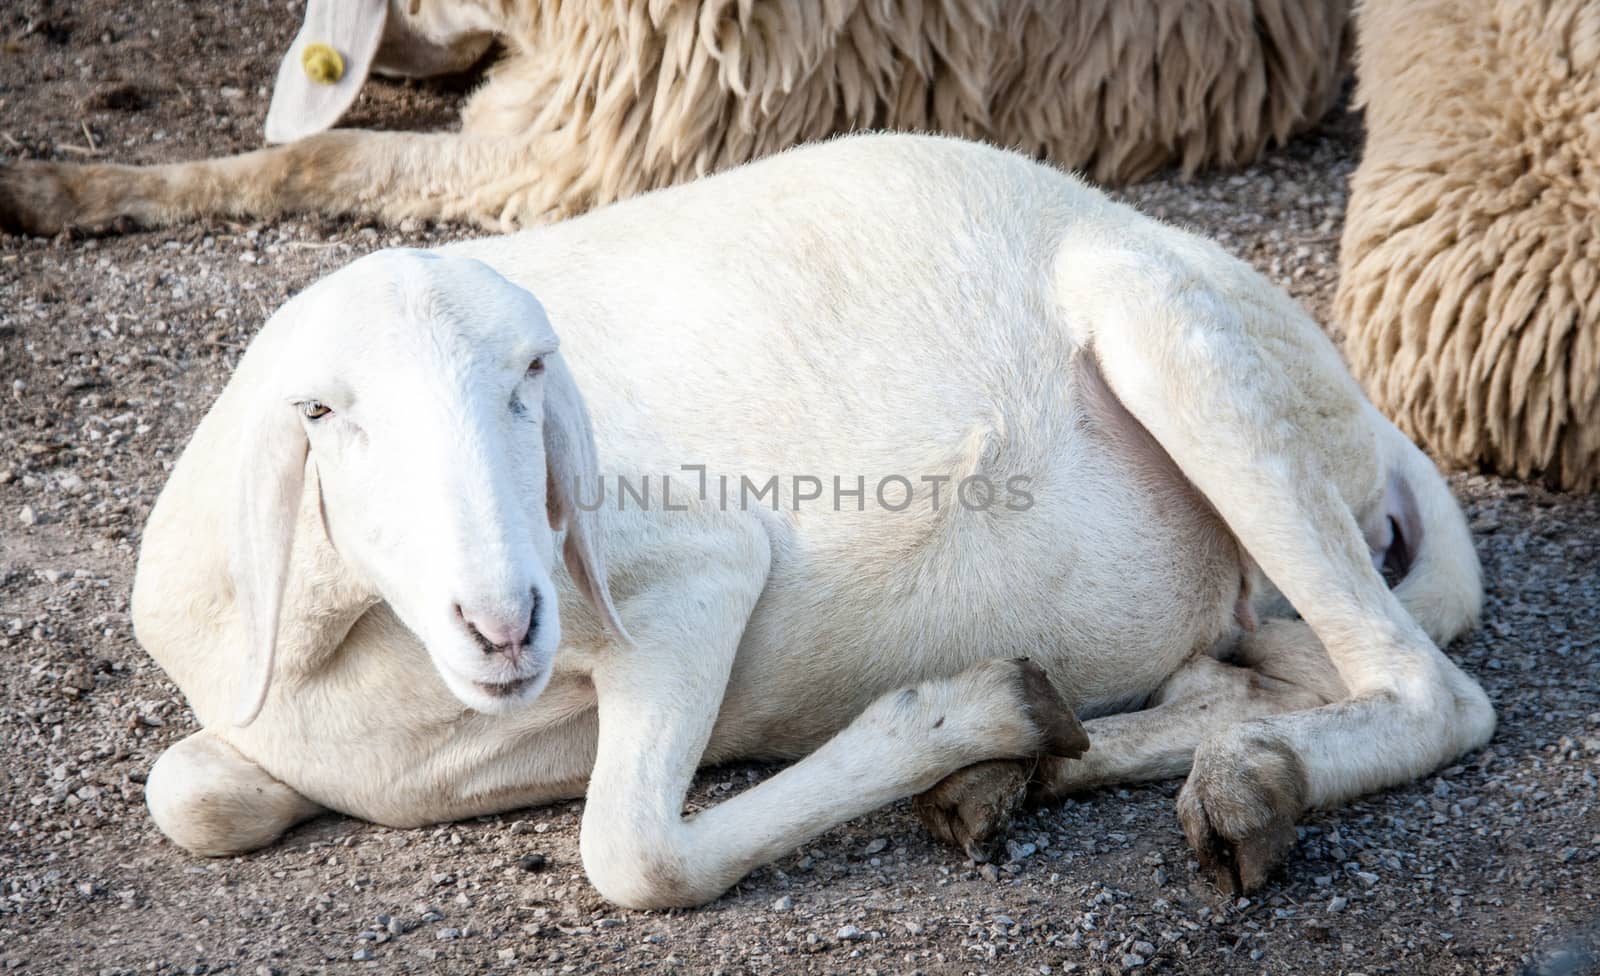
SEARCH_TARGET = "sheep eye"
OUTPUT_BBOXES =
[302,401,332,420]
[527,356,545,377]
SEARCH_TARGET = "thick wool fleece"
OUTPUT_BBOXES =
[467,0,1351,213]
[1338,0,1600,491]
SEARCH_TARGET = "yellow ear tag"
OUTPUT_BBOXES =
[301,43,345,85]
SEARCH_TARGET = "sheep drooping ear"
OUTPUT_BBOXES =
[228,401,309,726]
[263,0,388,144]
[542,354,631,645]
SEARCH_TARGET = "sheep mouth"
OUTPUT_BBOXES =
[474,677,535,699]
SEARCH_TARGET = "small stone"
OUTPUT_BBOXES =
[1121,953,1146,969]
[1328,896,1348,913]
[518,853,547,873]
[436,927,462,941]
[979,863,1000,883]
[772,896,795,912]
[1132,941,1155,956]
[18,506,36,527]
[863,837,888,855]
[351,948,374,962]
[497,948,516,962]
[386,917,408,936]
[837,924,865,941]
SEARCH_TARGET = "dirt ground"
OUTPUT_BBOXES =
[2,1,1599,974]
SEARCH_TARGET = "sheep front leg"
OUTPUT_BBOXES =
[0,132,547,235]
[579,648,1085,909]
[145,729,323,857]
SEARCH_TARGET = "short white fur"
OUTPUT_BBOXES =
[133,134,1494,908]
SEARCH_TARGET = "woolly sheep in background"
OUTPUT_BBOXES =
[1337,0,1600,492]
[0,0,1350,234]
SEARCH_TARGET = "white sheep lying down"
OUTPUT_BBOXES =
[132,134,1494,908]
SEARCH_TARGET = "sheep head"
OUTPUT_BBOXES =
[229,248,626,726]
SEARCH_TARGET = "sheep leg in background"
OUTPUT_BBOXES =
[144,729,324,856]
[0,132,546,236]
[914,626,1348,859]
[575,540,1087,910]
[1063,250,1495,894]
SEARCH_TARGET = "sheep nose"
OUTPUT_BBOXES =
[454,591,539,654]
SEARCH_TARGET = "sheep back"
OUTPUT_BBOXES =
[467,0,1350,218]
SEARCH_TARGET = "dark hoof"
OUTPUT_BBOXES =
[913,759,1032,863]
[1176,732,1308,895]
[0,160,75,237]
[1014,658,1089,759]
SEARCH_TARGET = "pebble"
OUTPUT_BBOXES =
[1121,953,1146,968]
[436,927,462,941]
[518,853,547,873]
[351,948,373,962]
[837,925,865,941]
[1328,896,1348,913]
[18,506,36,527]
[863,837,888,855]
[772,896,794,912]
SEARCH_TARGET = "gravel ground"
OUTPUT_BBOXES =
[2,2,1599,974]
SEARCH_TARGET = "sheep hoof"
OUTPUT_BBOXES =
[913,758,1033,864]
[1175,731,1308,895]
[0,160,76,237]
[1013,657,1089,759]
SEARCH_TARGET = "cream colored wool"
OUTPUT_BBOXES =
[472,0,1353,217]
[1337,0,1600,491]
[0,0,1351,234]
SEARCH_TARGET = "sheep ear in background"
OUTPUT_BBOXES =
[263,0,387,145]
[228,402,309,726]
[542,355,631,646]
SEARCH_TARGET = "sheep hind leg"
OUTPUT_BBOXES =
[914,635,1342,862]
[145,729,322,857]
[0,132,545,236]
[1063,252,1494,894]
